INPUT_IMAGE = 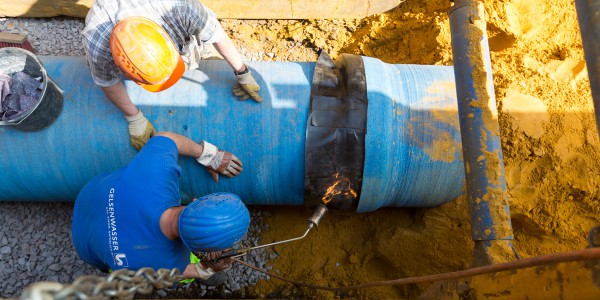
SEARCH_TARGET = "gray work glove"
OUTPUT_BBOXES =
[233,66,262,103]
[203,250,224,261]
[124,110,156,151]
[196,141,243,183]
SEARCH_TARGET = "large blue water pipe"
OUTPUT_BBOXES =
[0,55,465,213]
[449,0,518,265]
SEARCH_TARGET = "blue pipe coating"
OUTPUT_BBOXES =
[0,56,465,211]
[0,57,312,206]
[575,0,600,136]
[449,0,516,262]
[359,57,465,212]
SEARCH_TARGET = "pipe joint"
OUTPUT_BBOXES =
[304,52,368,211]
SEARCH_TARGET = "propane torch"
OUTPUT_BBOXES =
[214,204,328,261]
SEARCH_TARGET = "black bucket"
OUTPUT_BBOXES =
[0,47,63,132]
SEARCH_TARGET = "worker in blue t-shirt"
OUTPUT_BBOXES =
[71,131,250,280]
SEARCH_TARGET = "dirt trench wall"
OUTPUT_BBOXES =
[0,0,403,19]
[230,0,600,298]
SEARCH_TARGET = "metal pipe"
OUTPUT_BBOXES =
[217,204,328,260]
[242,205,327,254]
[223,227,313,259]
[448,0,518,265]
[574,0,600,136]
[0,56,465,212]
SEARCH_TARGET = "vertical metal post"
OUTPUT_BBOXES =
[575,0,600,136]
[448,0,518,266]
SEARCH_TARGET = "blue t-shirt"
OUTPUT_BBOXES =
[72,136,191,272]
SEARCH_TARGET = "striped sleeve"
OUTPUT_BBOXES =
[82,8,122,87]
[181,0,224,44]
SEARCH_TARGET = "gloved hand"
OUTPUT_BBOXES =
[233,66,262,103]
[193,257,233,279]
[204,256,233,273]
[196,141,243,183]
[203,250,224,261]
[124,110,156,150]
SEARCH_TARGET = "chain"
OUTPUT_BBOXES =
[19,267,183,300]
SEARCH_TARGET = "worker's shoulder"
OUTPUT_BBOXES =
[82,0,197,31]
[86,0,201,18]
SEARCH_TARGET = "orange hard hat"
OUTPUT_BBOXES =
[110,16,185,92]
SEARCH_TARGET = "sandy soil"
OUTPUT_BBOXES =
[217,0,600,299]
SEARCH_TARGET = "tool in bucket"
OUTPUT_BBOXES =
[0,47,63,131]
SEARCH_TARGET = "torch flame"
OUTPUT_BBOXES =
[321,173,357,205]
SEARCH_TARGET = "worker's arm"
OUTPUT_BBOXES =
[212,35,245,73]
[156,131,243,182]
[156,131,203,158]
[101,82,156,150]
[100,82,138,116]
[213,36,263,103]
[180,0,261,102]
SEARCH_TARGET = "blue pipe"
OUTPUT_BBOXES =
[0,56,465,211]
[449,0,517,264]
[359,57,465,212]
[575,0,600,136]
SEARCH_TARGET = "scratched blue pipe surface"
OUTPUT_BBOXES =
[0,57,313,206]
[0,56,466,210]
[359,57,465,212]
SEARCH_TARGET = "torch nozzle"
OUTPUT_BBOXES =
[308,204,328,228]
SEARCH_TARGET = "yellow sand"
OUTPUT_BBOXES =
[220,0,600,298]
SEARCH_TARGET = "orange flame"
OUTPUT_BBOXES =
[321,173,358,205]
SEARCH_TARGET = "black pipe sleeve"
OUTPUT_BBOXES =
[304,52,368,211]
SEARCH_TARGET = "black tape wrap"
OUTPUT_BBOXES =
[304,52,368,211]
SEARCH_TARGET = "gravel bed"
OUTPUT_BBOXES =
[0,17,274,299]
[0,202,104,297]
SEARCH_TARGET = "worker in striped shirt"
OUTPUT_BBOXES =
[82,0,263,150]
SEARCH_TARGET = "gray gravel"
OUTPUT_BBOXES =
[0,17,275,298]
[0,202,104,297]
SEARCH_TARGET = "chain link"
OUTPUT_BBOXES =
[19,268,183,300]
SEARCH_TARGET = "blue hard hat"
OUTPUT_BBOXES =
[178,192,250,252]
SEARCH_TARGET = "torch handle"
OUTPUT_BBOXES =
[215,205,328,261]
[215,249,243,260]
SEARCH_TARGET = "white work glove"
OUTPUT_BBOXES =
[193,262,216,280]
[196,141,243,183]
[124,110,156,151]
[193,258,233,280]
